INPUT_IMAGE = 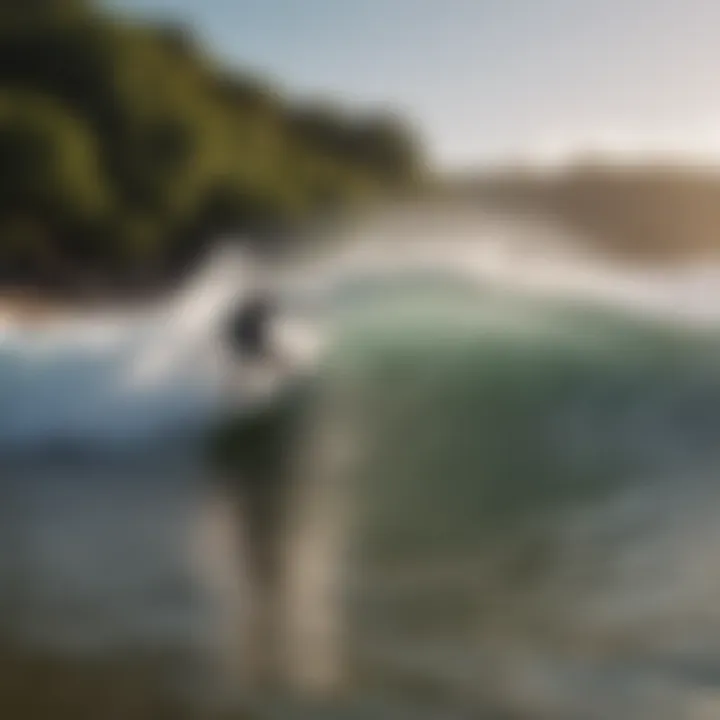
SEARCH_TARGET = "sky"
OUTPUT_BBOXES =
[105,0,720,169]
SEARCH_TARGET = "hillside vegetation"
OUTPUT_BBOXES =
[0,0,423,293]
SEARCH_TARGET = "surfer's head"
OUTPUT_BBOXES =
[225,291,277,361]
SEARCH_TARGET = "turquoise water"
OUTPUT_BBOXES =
[299,284,720,718]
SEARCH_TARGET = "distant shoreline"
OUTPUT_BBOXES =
[427,164,720,263]
[0,285,172,322]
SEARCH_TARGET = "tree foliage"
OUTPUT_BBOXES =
[0,0,424,290]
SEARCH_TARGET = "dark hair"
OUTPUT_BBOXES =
[226,292,276,358]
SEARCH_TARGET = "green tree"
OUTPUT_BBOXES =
[0,0,425,287]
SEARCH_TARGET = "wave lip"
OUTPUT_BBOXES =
[0,243,258,453]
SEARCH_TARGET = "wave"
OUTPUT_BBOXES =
[3,210,720,717]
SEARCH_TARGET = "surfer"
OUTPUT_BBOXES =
[218,289,317,690]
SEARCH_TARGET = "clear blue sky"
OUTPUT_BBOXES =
[104,0,720,169]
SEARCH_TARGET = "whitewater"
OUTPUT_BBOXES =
[3,207,720,718]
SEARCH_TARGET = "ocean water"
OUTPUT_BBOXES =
[328,292,720,720]
[3,213,720,718]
